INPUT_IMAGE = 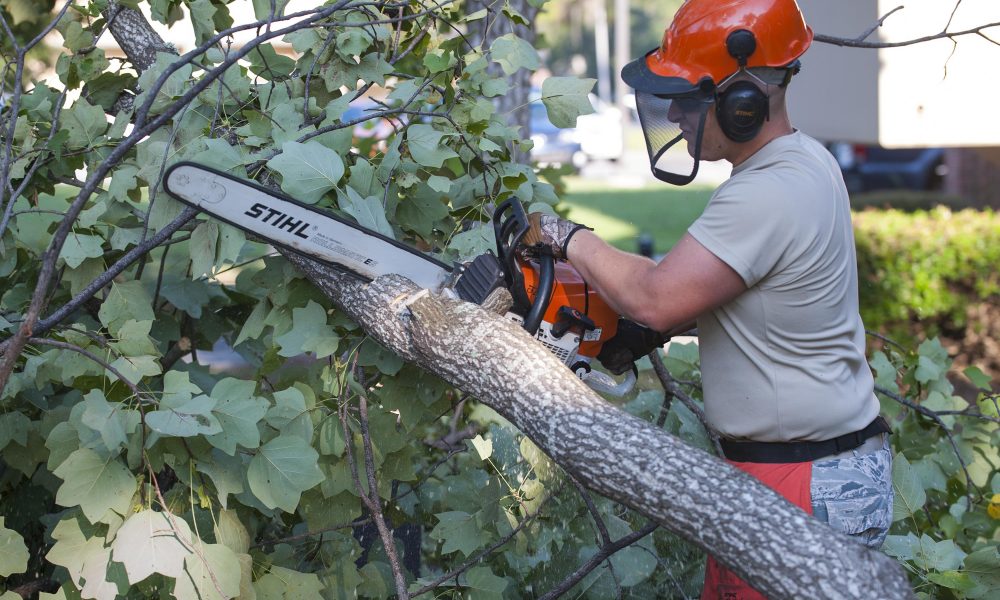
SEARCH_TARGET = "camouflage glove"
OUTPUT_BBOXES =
[520,212,592,260]
[597,319,671,375]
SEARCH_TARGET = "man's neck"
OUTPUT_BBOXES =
[728,119,795,167]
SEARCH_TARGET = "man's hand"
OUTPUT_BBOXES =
[520,212,592,260]
[597,319,671,375]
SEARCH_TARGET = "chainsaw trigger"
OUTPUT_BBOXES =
[551,306,596,339]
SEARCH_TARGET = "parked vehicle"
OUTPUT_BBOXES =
[827,143,946,194]
[529,90,625,169]
[529,102,587,170]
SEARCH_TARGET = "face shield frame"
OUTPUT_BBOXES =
[634,88,715,186]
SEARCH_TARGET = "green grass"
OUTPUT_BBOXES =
[558,177,713,253]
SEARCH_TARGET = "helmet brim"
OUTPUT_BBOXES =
[622,49,713,97]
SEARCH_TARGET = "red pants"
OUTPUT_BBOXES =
[701,461,813,600]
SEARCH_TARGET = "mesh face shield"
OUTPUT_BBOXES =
[634,90,712,186]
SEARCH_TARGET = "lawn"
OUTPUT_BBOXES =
[557,177,714,254]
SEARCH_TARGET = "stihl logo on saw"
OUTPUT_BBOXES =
[244,202,311,239]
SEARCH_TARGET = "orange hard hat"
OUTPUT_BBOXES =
[622,0,814,95]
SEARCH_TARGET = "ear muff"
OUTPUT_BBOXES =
[715,80,769,143]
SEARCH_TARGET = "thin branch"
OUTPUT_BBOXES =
[537,522,659,600]
[26,337,148,402]
[571,476,611,545]
[0,208,198,357]
[409,486,563,597]
[875,385,977,508]
[815,20,1000,49]
[648,349,722,456]
[357,385,410,599]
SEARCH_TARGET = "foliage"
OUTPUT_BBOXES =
[873,338,999,599]
[854,207,1000,373]
[0,1,721,598]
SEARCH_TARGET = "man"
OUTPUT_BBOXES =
[522,0,893,597]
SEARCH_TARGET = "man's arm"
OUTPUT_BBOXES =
[565,230,746,332]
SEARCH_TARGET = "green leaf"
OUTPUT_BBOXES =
[964,366,992,390]
[80,390,140,453]
[190,137,248,174]
[913,535,966,572]
[206,378,269,455]
[0,518,29,577]
[252,0,290,19]
[427,175,452,193]
[99,281,154,336]
[174,543,242,600]
[46,516,120,598]
[146,395,223,437]
[609,544,658,586]
[464,566,507,599]
[964,546,1000,598]
[447,224,496,261]
[190,221,219,278]
[869,351,899,393]
[253,566,325,598]
[429,511,485,556]
[489,33,540,75]
[53,448,136,523]
[915,337,950,383]
[159,278,213,319]
[541,77,597,128]
[892,453,927,522]
[405,124,459,168]
[247,435,324,512]
[63,99,108,150]
[266,141,345,204]
[112,319,158,356]
[396,189,448,239]
[0,411,31,450]
[235,299,269,346]
[196,449,247,509]
[337,186,395,240]
[275,300,340,358]
[59,232,105,269]
[470,434,492,460]
[927,571,976,592]
[111,509,193,584]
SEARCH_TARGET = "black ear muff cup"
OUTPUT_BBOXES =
[716,80,769,143]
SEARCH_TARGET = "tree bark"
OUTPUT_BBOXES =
[286,254,913,600]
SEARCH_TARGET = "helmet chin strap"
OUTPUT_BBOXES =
[649,106,708,186]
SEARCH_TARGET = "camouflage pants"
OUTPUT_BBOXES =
[810,433,894,549]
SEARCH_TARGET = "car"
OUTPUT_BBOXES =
[529,102,587,169]
[827,143,946,194]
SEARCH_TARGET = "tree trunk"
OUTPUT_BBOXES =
[286,254,913,600]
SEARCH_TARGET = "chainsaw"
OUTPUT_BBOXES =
[163,162,659,396]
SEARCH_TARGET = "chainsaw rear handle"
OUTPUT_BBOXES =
[492,198,556,336]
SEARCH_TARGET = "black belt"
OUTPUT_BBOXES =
[719,416,891,463]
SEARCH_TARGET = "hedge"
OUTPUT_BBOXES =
[854,207,1000,373]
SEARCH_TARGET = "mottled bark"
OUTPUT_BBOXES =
[287,254,913,600]
[104,0,173,72]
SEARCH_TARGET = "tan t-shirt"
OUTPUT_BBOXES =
[687,131,879,442]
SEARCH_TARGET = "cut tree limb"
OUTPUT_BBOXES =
[286,253,914,600]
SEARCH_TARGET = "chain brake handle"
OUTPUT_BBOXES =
[492,198,555,336]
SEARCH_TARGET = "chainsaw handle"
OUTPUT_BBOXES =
[492,199,557,335]
[493,198,531,310]
[522,252,555,335]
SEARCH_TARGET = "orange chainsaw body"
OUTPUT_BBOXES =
[520,260,619,358]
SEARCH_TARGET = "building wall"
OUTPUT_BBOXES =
[789,0,1000,148]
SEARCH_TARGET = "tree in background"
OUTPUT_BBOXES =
[0,1,994,599]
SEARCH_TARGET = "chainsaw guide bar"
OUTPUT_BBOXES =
[163,161,454,292]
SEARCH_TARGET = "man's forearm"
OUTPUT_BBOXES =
[565,230,662,327]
